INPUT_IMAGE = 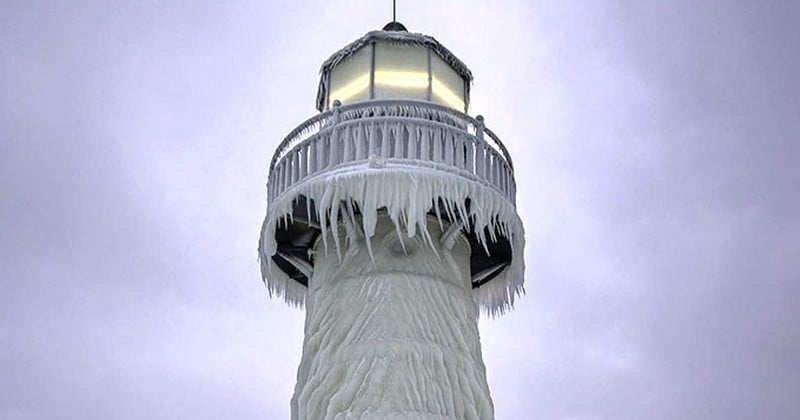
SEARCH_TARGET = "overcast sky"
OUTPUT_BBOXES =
[2,1,799,419]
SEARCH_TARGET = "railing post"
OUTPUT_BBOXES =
[291,150,299,184]
[381,122,390,158]
[476,115,485,141]
[407,126,417,159]
[476,115,489,180]
[281,161,289,195]
[420,126,430,160]
[298,145,307,180]
[465,135,475,173]
[331,100,341,124]
[267,172,273,201]
[432,128,443,163]
[393,126,404,158]
[355,125,365,159]
[503,162,508,195]
[444,131,454,166]
[328,100,342,168]
[330,128,340,167]
[494,152,501,190]
[368,122,378,157]
[307,138,317,176]
[343,125,352,161]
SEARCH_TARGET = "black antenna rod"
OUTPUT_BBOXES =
[393,0,396,22]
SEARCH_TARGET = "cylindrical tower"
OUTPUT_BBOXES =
[259,22,525,420]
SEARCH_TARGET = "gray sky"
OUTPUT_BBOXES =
[1,1,798,419]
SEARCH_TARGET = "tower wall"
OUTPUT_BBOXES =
[291,215,494,420]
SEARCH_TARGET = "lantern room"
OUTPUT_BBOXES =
[316,22,473,113]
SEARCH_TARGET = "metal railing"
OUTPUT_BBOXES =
[267,99,516,205]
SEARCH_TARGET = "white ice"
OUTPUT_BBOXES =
[291,215,494,420]
[259,164,525,316]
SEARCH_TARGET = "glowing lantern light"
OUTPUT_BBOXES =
[318,23,472,112]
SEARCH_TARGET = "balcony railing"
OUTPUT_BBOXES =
[267,100,516,206]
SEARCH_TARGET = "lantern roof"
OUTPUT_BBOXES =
[316,27,473,111]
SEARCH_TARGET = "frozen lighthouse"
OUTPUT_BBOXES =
[259,19,525,420]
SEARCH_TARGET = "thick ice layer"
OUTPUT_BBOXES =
[292,216,494,420]
[258,164,525,316]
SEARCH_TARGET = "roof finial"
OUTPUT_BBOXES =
[382,0,406,31]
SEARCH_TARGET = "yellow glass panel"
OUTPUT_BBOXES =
[329,73,370,104]
[374,70,428,89]
[431,53,466,111]
[374,43,428,101]
[432,77,466,110]
[328,46,371,106]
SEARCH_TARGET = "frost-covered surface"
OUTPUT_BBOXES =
[268,101,516,204]
[258,163,525,316]
[291,216,494,420]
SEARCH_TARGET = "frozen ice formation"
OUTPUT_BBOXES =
[291,216,494,420]
[258,97,524,419]
[259,102,525,316]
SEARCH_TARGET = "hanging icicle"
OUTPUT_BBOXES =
[259,166,525,316]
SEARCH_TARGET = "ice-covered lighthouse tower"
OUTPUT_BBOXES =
[259,20,524,420]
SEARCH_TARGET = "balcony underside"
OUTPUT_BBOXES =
[261,100,523,315]
[272,193,512,289]
[260,163,524,316]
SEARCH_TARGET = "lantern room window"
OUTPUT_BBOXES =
[373,43,429,102]
[327,46,371,105]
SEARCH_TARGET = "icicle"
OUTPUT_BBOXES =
[330,198,343,261]
[440,219,465,251]
[393,216,407,255]
[434,197,444,230]
[260,149,525,315]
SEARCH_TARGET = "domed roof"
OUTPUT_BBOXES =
[382,20,408,31]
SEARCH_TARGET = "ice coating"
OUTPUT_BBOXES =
[259,25,525,419]
[291,216,494,419]
[258,163,525,316]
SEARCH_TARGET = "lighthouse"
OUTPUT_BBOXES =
[259,21,525,420]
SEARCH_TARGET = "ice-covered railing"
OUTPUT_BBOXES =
[268,99,516,206]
